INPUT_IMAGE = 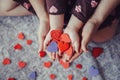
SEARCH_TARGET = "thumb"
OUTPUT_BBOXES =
[74,40,80,53]
[81,38,88,52]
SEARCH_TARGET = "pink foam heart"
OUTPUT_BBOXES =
[91,0,98,8]
[49,6,58,13]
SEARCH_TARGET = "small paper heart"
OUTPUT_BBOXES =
[88,66,99,77]
[92,47,103,58]
[14,43,22,50]
[26,40,33,45]
[60,33,71,43]
[76,64,82,69]
[18,61,26,68]
[49,6,58,13]
[28,71,37,79]
[39,51,46,58]
[50,30,62,41]
[59,59,70,69]
[7,78,16,80]
[2,58,11,65]
[44,61,52,68]
[47,41,58,52]
[50,74,56,79]
[58,41,70,53]
[68,74,73,80]
[18,32,25,40]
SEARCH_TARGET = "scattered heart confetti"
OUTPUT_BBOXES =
[50,74,56,79]
[7,78,16,80]
[2,58,11,65]
[50,30,62,41]
[26,40,33,45]
[92,47,103,58]
[44,61,52,68]
[60,33,71,43]
[14,43,22,50]
[39,51,46,58]
[58,41,70,53]
[88,66,99,77]
[49,6,58,13]
[18,61,27,68]
[76,64,82,69]
[28,71,37,79]
[68,74,73,80]
[47,41,58,52]
[17,32,25,40]
[82,77,88,80]
[59,59,70,69]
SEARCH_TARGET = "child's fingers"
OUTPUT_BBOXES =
[73,40,80,53]
[44,35,51,50]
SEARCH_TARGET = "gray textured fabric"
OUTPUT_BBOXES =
[0,16,120,80]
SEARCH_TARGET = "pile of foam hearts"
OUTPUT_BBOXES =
[46,30,74,69]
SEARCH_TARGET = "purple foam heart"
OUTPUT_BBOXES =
[47,41,58,52]
[28,71,37,79]
[88,66,99,77]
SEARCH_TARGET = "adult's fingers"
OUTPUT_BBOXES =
[69,50,83,63]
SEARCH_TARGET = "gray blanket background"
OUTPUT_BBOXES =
[0,16,120,80]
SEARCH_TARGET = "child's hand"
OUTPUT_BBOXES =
[44,28,62,60]
[38,20,50,52]
[62,27,81,61]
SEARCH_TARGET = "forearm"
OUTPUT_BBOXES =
[89,0,120,28]
[29,0,48,21]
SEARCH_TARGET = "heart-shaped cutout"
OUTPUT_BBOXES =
[49,6,58,13]
[28,71,37,79]
[92,47,103,58]
[68,74,73,80]
[18,61,27,68]
[58,41,70,53]
[47,41,58,52]
[88,66,99,77]
[39,51,46,58]
[50,74,56,79]
[50,30,62,41]
[59,59,70,69]
[2,58,11,65]
[44,61,52,68]
[18,32,25,40]
[14,43,22,50]
[64,46,73,57]
[60,33,71,43]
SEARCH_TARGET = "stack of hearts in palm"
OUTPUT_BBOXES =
[46,30,74,69]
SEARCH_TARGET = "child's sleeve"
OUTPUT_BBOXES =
[46,0,68,15]
[71,0,100,23]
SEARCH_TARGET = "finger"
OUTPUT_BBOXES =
[81,38,89,52]
[51,53,55,61]
[44,35,51,50]
[47,52,52,59]
[38,37,44,52]
[73,40,80,53]
[69,50,83,63]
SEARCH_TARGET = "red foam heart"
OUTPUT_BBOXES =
[7,78,16,80]
[18,32,25,40]
[14,43,22,50]
[50,30,62,41]
[68,74,73,80]
[76,64,82,69]
[59,59,70,69]
[44,61,52,68]
[58,41,70,53]
[2,58,11,65]
[50,74,56,79]
[18,61,26,68]
[26,40,33,45]
[92,47,103,58]
[82,77,88,80]
[39,51,46,58]
[65,46,73,57]
[60,33,71,43]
